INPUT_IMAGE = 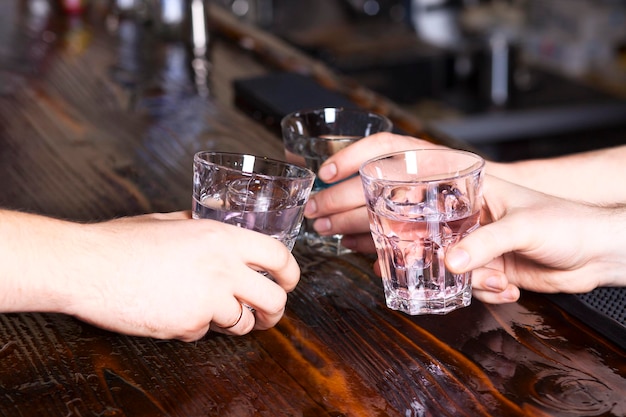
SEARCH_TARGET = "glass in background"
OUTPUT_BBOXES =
[281,107,392,255]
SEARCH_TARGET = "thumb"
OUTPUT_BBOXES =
[445,224,503,273]
[445,175,539,273]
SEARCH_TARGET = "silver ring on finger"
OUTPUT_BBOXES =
[218,302,244,329]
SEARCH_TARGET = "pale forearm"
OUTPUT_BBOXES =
[487,145,626,205]
[0,209,78,314]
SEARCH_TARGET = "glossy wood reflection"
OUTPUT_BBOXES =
[0,2,624,416]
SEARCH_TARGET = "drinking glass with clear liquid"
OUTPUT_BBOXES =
[360,149,485,315]
[192,152,315,251]
[281,107,393,255]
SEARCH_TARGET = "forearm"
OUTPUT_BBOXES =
[0,209,78,314]
[597,204,626,287]
[487,145,626,204]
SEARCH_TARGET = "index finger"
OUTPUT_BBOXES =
[239,231,301,292]
[206,222,301,292]
[317,133,445,184]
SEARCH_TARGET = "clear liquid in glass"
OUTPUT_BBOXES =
[192,176,306,251]
[368,184,480,315]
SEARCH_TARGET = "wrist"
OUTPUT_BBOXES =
[484,160,519,184]
[595,205,626,287]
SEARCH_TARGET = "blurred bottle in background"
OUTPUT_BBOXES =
[522,0,626,77]
[59,0,88,15]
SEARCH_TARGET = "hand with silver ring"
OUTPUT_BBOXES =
[25,211,301,342]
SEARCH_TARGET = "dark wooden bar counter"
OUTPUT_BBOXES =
[1,2,624,416]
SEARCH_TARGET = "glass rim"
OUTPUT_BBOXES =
[280,106,392,128]
[193,151,315,181]
[359,148,485,184]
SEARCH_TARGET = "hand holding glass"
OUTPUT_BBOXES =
[360,149,485,315]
